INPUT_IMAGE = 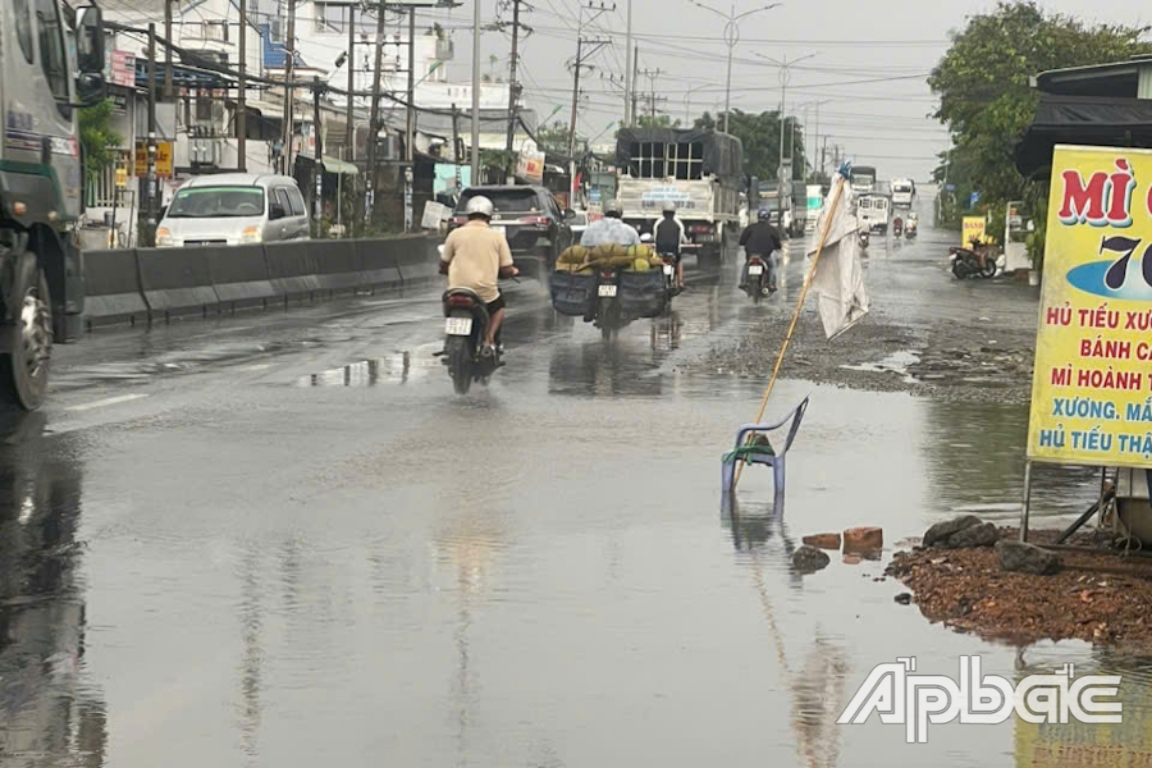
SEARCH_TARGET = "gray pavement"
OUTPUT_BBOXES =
[1,215,1147,767]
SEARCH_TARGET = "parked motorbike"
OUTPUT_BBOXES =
[441,288,501,395]
[949,244,997,280]
[743,255,771,304]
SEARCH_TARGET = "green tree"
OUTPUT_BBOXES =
[929,1,1151,230]
[695,109,806,182]
[78,98,123,185]
[636,114,680,129]
[536,120,570,153]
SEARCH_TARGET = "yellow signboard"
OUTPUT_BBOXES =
[115,166,127,189]
[962,216,989,246]
[134,141,173,179]
[1028,145,1152,466]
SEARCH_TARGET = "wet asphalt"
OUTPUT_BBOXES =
[2,211,1150,767]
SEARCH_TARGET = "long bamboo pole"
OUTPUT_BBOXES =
[732,174,848,490]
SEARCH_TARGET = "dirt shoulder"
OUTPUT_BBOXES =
[887,529,1152,648]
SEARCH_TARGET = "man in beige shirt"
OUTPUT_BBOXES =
[439,195,519,352]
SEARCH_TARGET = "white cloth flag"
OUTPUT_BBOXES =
[808,176,870,340]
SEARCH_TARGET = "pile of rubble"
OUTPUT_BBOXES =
[885,516,1152,646]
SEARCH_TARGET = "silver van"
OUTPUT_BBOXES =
[156,173,311,247]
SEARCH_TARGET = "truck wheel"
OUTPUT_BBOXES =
[0,253,52,411]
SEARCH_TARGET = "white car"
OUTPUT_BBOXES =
[569,210,591,240]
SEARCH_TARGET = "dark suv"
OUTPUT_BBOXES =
[451,186,576,279]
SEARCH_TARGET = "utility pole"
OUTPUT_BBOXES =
[281,0,298,176]
[623,0,632,126]
[345,5,355,161]
[237,0,247,171]
[146,23,158,246]
[504,0,526,180]
[632,44,639,130]
[367,0,387,222]
[313,77,324,224]
[163,0,173,100]
[451,102,462,188]
[640,67,662,121]
[471,0,481,183]
[567,2,613,158]
[405,8,416,163]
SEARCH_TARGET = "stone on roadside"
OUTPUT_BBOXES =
[842,554,862,565]
[792,546,831,573]
[895,593,913,605]
[943,522,999,549]
[843,527,883,553]
[996,540,1061,576]
[924,515,982,547]
[802,533,842,550]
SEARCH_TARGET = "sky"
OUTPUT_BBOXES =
[412,0,1152,182]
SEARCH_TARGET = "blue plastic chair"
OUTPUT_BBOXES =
[721,396,810,506]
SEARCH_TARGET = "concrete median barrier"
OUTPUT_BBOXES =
[264,240,322,300]
[313,240,365,295]
[394,236,441,286]
[82,248,149,327]
[136,247,220,320]
[205,244,277,311]
[355,239,402,289]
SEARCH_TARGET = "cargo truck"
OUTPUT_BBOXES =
[616,128,743,264]
[0,0,107,408]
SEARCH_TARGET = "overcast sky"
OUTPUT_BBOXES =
[413,0,1150,181]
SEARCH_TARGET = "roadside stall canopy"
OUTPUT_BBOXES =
[1016,94,1152,178]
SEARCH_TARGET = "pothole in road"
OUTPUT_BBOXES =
[839,349,922,384]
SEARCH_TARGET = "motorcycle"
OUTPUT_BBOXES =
[949,243,997,280]
[905,221,918,240]
[743,254,772,304]
[594,267,625,341]
[441,288,501,395]
[659,253,680,303]
[859,230,871,250]
[893,218,904,238]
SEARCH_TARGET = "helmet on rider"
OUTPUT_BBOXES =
[464,195,495,220]
[757,208,773,222]
[640,233,654,243]
[605,202,623,219]
[662,202,677,217]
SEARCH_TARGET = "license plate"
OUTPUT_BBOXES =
[749,265,765,276]
[598,284,617,298]
[663,264,674,276]
[445,317,473,336]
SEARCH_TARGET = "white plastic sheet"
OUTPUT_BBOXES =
[808,176,870,340]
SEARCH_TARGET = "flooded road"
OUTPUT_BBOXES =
[0,214,1146,766]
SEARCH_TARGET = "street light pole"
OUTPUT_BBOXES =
[471,0,482,183]
[754,51,816,186]
[691,1,781,134]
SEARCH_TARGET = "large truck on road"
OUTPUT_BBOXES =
[0,0,106,409]
[616,128,743,263]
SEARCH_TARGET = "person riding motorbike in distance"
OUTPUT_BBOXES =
[739,208,784,293]
[439,195,519,356]
[580,202,641,247]
[654,202,688,291]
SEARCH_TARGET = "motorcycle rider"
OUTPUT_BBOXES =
[738,208,784,293]
[580,202,641,247]
[654,202,688,291]
[439,196,519,355]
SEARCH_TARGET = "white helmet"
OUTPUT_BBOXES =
[662,202,677,215]
[464,195,495,219]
